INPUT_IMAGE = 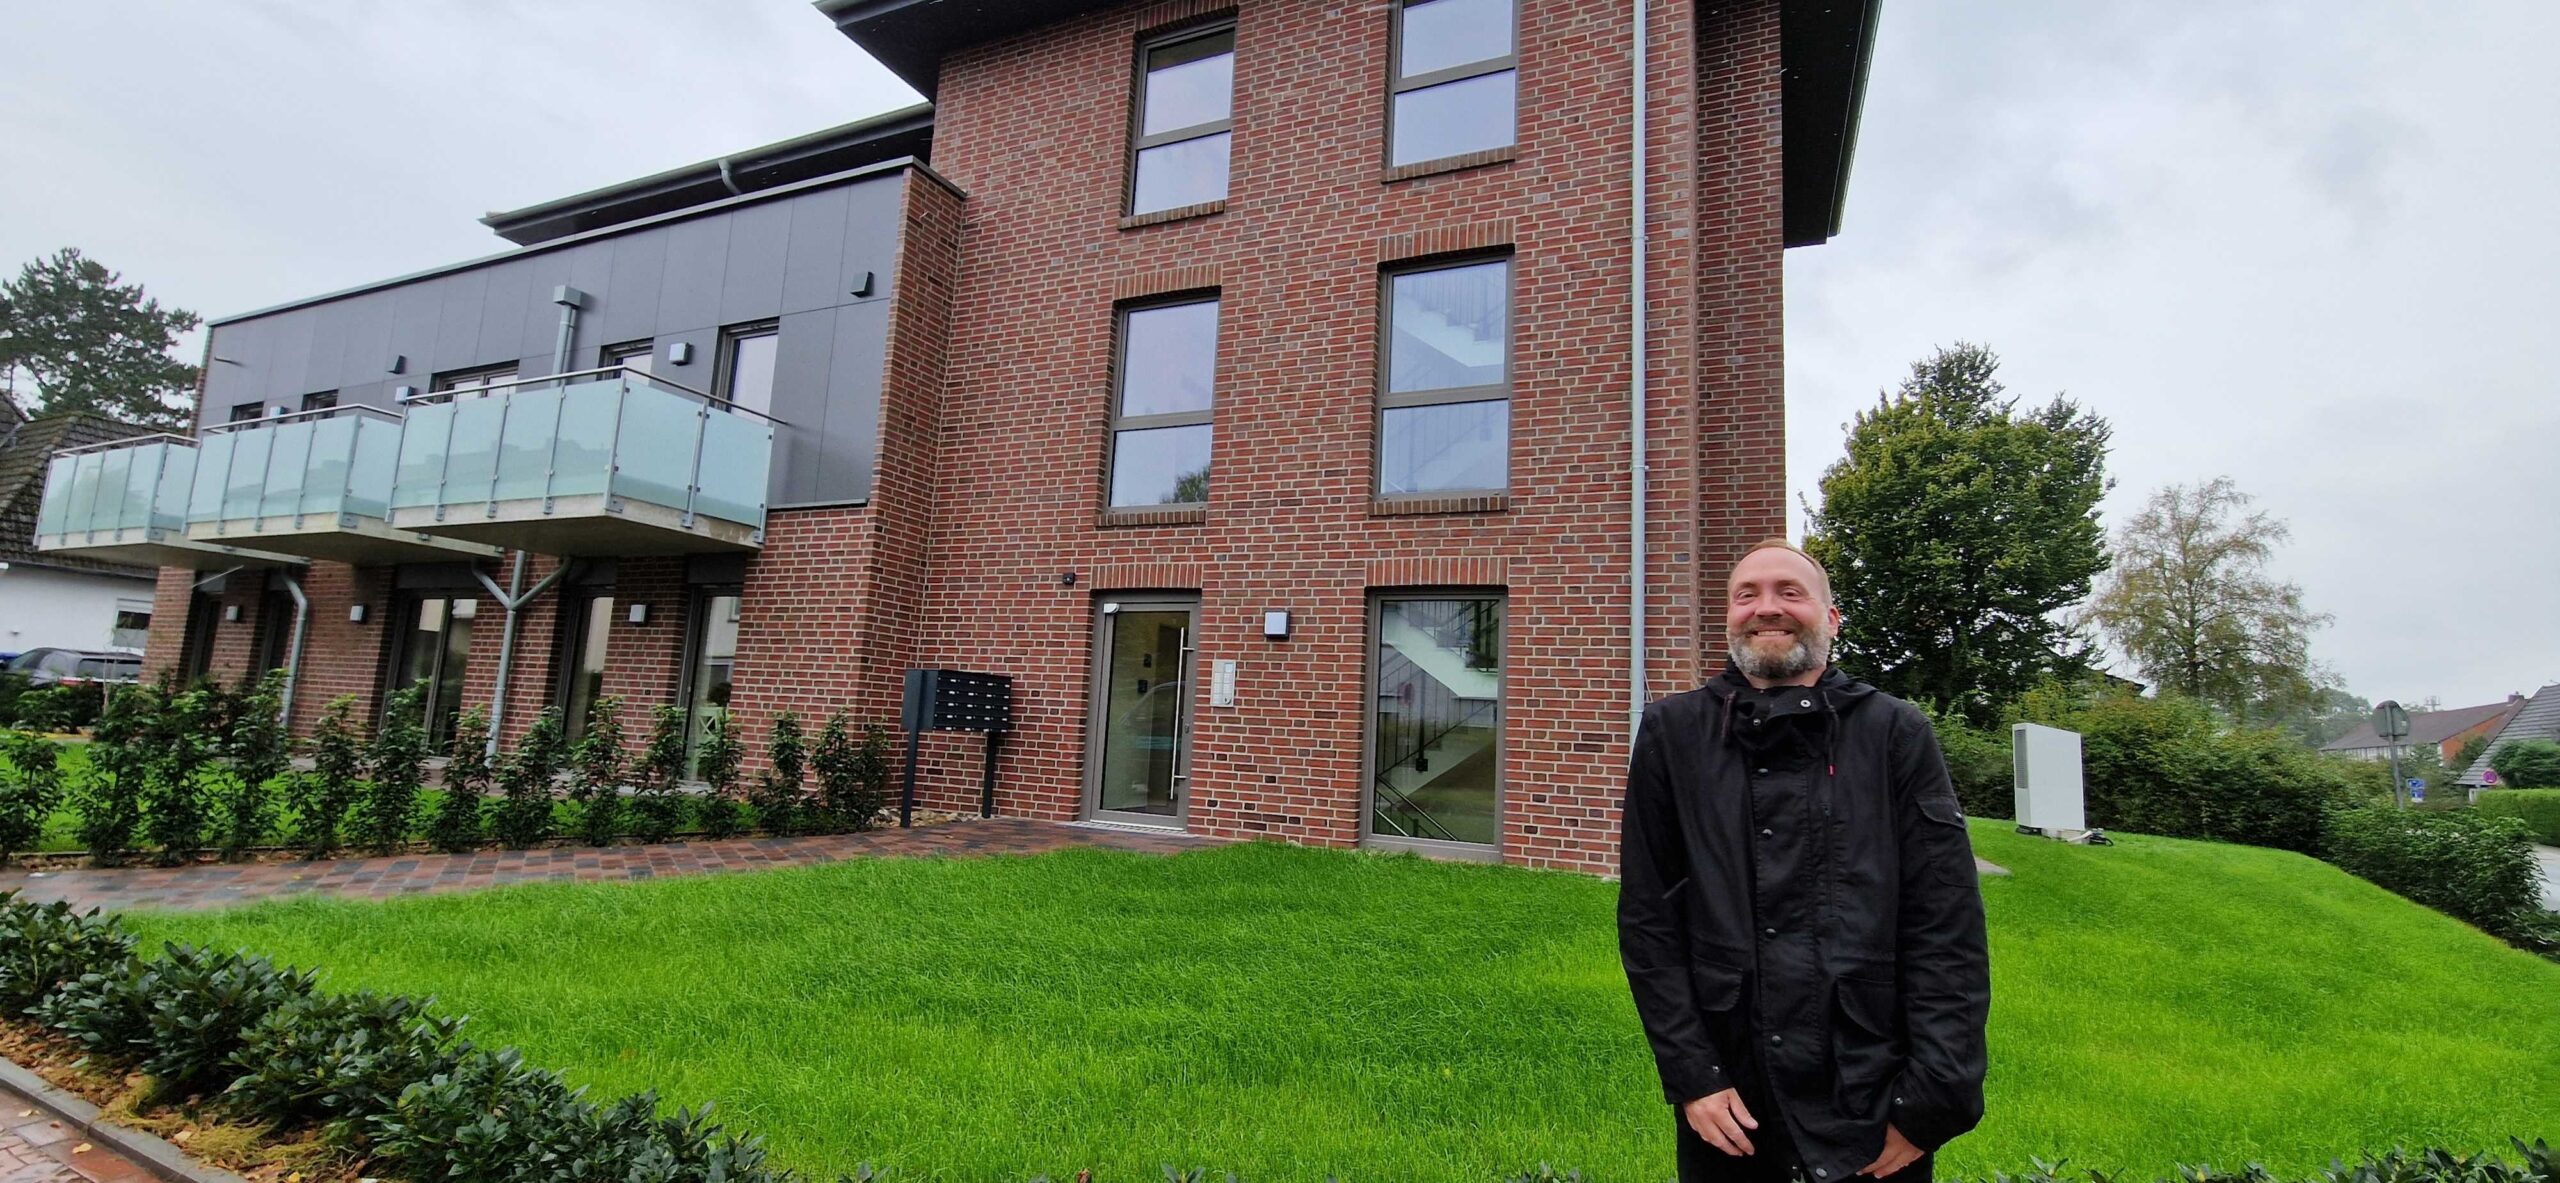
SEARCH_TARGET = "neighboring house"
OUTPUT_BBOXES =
[0,400,162,660]
[2322,695,2527,764]
[2460,684,2560,787]
[29,0,1877,873]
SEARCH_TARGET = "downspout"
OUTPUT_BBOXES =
[1628,0,1650,732]
[276,570,309,727]
[479,287,585,755]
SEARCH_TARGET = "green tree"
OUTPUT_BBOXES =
[1803,343,2113,723]
[2089,477,2332,726]
[2270,685,2372,749]
[2490,739,2560,789]
[424,708,492,853]
[491,709,566,849]
[359,685,430,855]
[569,696,627,847]
[0,248,199,427]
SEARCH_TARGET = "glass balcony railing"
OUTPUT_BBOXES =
[187,406,499,564]
[32,436,302,569]
[387,367,774,555]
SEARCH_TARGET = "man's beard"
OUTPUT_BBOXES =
[1728,618,1830,682]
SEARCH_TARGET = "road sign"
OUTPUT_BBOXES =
[2373,700,2411,741]
[2407,778,2426,792]
[2408,781,2426,803]
[2484,768,2501,785]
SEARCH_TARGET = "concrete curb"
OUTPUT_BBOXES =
[0,1054,251,1183]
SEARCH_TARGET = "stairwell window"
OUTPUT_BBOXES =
[1106,296,1218,509]
[1388,0,1516,167]
[1367,593,1505,853]
[1379,256,1508,496]
[1128,26,1234,216]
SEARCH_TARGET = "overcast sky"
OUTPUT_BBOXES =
[4,2,2552,709]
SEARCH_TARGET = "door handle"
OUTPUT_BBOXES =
[1171,628,1194,793]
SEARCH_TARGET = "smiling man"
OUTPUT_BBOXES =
[1617,538,1991,1183]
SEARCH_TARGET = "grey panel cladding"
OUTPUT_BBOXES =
[195,169,915,509]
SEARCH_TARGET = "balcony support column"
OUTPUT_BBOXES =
[275,569,309,727]
[473,555,575,757]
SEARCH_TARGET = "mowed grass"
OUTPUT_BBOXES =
[120,823,2560,1182]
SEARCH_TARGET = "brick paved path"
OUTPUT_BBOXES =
[0,818,1220,913]
[0,1085,148,1183]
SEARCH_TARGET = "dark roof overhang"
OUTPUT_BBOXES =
[479,104,936,246]
[815,0,1881,247]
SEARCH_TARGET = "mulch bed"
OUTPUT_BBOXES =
[0,1020,358,1183]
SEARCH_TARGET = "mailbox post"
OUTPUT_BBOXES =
[898,669,1015,828]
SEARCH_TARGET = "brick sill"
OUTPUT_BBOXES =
[1382,146,1517,184]
[1119,200,1226,230]
[1372,493,1509,517]
[1099,506,1208,527]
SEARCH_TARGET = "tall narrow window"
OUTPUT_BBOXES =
[716,325,778,416]
[681,589,742,777]
[1108,297,1218,508]
[1129,27,1234,215]
[1369,594,1504,850]
[389,595,477,751]
[1388,0,1516,167]
[1379,257,1509,495]
[557,593,615,743]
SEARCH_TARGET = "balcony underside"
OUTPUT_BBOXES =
[389,493,761,557]
[184,514,503,566]
[36,527,307,571]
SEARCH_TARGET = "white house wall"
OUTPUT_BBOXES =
[0,564,157,656]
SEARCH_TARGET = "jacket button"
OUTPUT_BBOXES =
[1760,828,1774,838]
[1755,767,1769,775]
[1800,699,1812,708]
[1767,1035,1782,1045]
[1815,1170,1829,1179]
[1762,927,1777,937]
[1894,1097,1904,1105]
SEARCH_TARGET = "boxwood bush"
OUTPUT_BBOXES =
[2475,789,2560,846]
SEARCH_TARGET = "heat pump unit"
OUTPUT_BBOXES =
[2011,722,2086,833]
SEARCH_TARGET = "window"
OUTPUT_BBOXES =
[389,595,477,752]
[680,589,742,778]
[1379,257,1509,495]
[1107,298,1218,508]
[299,391,338,412]
[602,340,655,377]
[1128,26,1234,215]
[1388,0,1516,167]
[177,593,220,685]
[228,402,267,423]
[432,363,521,400]
[716,324,778,416]
[110,602,152,651]
[1368,594,1504,850]
[557,593,615,743]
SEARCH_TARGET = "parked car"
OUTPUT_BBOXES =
[3,647,142,687]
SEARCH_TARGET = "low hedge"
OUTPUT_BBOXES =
[2476,790,2560,846]
[2321,806,2550,954]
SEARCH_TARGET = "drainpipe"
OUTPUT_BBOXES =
[276,569,309,726]
[477,287,586,755]
[1628,0,1650,733]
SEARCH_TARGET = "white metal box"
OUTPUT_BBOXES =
[2011,722,2086,832]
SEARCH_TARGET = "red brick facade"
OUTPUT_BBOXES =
[133,0,1794,875]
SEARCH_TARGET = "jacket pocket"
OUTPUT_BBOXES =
[1830,974,1903,1117]
[1917,795,1976,886]
[1687,959,1744,1012]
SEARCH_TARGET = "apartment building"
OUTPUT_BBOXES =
[31,0,1875,872]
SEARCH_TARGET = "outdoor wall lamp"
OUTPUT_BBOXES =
[852,270,876,298]
[348,604,368,623]
[223,605,241,623]
[388,354,406,374]
[1264,611,1291,640]
[626,603,650,625]
[668,342,694,365]
[1059,571,1078,587]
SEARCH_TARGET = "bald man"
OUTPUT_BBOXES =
[1618,539,1990,1183]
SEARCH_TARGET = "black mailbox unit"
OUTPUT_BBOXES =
[898,669,1015,827]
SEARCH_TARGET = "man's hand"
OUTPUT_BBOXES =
[1681,1088,1759,1156]
[1860,1124,1921,1177]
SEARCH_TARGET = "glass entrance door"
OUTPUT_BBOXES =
[391,595,477,751]
[1086,598,1198,825]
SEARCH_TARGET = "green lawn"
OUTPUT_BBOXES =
[117,823,2560,1182]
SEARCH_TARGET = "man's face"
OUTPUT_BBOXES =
[1725,548,1841,683]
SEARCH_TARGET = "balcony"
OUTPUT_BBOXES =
[32,436,305,570]
[185,407,502,565]
[387,367,774,556]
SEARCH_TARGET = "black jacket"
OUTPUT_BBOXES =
[1617,666,1990,1180]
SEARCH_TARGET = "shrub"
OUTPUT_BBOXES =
[628,705,691,845]
[359,684,431,855]
[492,708,567,850]
[289,697,367,859]
[813,713,892,833]
[139,685,225,864]
[0,895,137,1010]
[2015,685,2363,854]
[1928,708,2014,821]
[425,708,494,854]
[695,707,745,840]
[2490,739,2560,790]
[2322,805,2542,934]
[217,671,292,858]
[71,681,159,863]
[751,711,807,837]
[225,989,466,1132]
[11,683,105,732]
[569,696,628,848]
[2476,790,2560,847]
[0,731,63,859]
[36,943,319,1098]
[0,668,27,724]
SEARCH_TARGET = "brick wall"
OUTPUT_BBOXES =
[908,0,1788,871]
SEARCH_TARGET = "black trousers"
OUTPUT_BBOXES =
[1673,1108,1932,1183]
